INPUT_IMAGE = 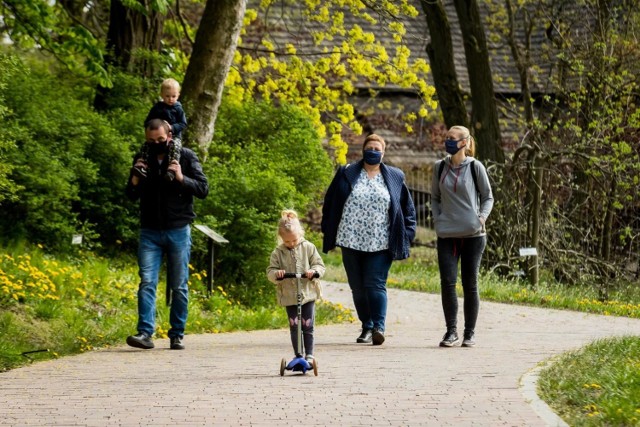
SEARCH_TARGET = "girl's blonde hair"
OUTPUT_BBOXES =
[449,125,476,157]
[277,209,305,243]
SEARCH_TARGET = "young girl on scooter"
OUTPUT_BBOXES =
[266,209,325,364]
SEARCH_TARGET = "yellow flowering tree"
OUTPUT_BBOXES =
[221,0,437,164]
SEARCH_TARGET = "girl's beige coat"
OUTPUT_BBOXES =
[266,239,326,306]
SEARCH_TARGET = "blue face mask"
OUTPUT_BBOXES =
[445,139,463,155]
[363,149,383,165]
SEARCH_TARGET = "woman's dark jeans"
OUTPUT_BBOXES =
[437,236,486,335]
[341,247,393,332]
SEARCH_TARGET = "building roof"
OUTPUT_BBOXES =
[242,0,558,94]
[240,0,564,165]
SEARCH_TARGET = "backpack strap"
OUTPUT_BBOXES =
[469,160,479,194]
[437,160,446,182]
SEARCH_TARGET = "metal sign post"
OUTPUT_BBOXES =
[519,247,539,287]
[193,224,229,296]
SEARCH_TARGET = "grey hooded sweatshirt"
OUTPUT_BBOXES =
[431,156,494,238]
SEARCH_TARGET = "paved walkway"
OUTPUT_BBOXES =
[2,282,640,426]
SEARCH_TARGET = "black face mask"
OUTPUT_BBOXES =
[147,141,169,156]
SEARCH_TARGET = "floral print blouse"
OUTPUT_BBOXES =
[336,169,390,252]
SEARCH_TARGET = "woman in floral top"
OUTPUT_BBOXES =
[322,134,416,345]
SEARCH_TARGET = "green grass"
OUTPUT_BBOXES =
[538,336,640,426]
[0,245,354,372]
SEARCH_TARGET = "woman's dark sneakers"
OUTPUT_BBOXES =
[126,333,154,349]
[439,330,460,347]
[372,328,385,345]
[462,332,476,347]
[356,329,373,343]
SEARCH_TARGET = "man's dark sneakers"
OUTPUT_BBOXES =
[170,336,185,350]
[462,332,476,347]
[126,333,154,349]
[356,329,373,343]
[372,328,385,345]
[439,330,460,347]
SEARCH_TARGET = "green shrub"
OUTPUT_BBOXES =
[0,53,334,309]
[0,53,20,204]
[0,56,142,250]
[192,100,333,306]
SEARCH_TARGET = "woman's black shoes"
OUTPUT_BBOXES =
[356,328,385,345]
[439,330,460,347]
[356,329,373,343]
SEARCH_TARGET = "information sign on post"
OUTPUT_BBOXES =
[519,247,538,257]
[193,224,229,297]
[519,247,539,287]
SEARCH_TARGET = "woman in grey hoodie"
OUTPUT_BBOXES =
[431,125,494,348]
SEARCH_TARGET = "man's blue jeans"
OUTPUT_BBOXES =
[137,225,191,339]
[341,247,393,332]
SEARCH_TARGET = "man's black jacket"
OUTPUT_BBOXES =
[126,147,209,230]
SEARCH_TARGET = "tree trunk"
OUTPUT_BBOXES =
[419,0,468,128]
[180,0,247,159]
[94,0,164,110]
[504,0,534,125]
[453,0,505,164]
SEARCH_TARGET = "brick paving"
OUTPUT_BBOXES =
[2,281,640,426]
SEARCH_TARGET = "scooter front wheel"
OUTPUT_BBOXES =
[312,358,318,376]
[280,358,287,376]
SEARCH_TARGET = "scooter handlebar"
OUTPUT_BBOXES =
[276,272,320,280]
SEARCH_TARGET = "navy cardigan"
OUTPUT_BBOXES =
[321,160,416,260]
